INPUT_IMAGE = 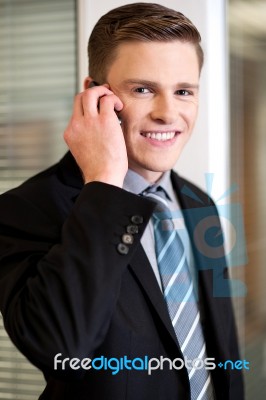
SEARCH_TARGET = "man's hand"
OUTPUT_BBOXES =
[64,85,127,187]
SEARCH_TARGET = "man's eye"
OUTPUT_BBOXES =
[176,89,190,96]
[134,87,150,94]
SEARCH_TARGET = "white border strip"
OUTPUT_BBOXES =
[206,0,229,201]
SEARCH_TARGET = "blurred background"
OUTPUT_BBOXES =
[0,0,265,398]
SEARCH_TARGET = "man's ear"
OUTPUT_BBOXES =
[83,76,94,90]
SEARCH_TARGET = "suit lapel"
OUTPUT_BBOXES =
[129,244,181,348]
[171,171,231,395]
[170,172,229,350]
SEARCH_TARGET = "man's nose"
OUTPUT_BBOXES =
[150,94,179,125]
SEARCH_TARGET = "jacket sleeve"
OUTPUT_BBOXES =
[0,181,154,377]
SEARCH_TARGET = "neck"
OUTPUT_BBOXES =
[128,165,165,184]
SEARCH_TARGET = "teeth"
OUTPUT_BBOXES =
[143,132,176,141]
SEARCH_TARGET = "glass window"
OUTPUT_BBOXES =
[0,0,77,398]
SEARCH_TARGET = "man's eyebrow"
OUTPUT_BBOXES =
[121,79,158,87]
[177,82,199,89]
[121,79,199,89]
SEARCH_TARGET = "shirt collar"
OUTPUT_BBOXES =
[123,169,174,201]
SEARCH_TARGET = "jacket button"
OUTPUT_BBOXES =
[131,215,143,224]
[117,243,129,255]
[126,224,139,234]
[122,233,134,245]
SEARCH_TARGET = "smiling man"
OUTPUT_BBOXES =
[0,3,244,400]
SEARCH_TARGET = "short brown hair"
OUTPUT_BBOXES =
[88,2,204,82]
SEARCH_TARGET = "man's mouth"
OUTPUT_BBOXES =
[140,131,177,141]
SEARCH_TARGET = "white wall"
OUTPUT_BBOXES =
[77,0,228,198]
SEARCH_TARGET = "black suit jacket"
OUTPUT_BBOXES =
[0,152,244,399]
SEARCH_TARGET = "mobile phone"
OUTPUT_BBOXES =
[89,81,122,124]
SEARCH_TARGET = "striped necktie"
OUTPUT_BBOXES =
[144,185,214,400]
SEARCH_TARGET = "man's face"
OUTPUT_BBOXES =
[106,40,200,182]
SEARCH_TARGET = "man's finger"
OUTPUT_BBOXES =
[81,86,114,117]
[99,94,124,119]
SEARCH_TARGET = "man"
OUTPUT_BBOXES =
[0,3,244,399]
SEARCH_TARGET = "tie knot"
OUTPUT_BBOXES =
[142,185,169,212]
[143,186,174,230]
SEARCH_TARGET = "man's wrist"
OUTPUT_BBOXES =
[84,174,125,188]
